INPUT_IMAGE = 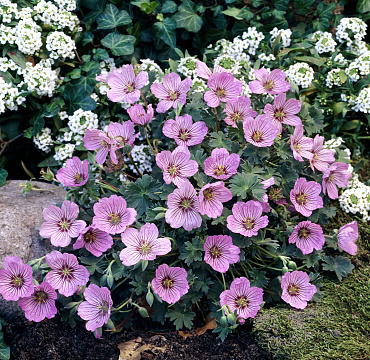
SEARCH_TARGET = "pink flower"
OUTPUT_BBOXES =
[309,135,335,172]
[227,201,269,237]
[204,72,242,108]
[204,235,240,273]
[243,115,279,147]
[290,124,314,162]
[262,177,275,189]
[166,181,202,231]
[198,181,232,218]
[156,147,198,186]
[263,92,301,133]
[150,72,192,113]
[290,178,323,217]
[0,256,34,301]
[39,200,86,247]
[45,251,90,297]
[120,223,171,266]
[196,60,228,80]
[162,114,208,148]
[249,68,291,95]
[281,271,317,309]
[93,195,137,235]
[288,221,325,255]
[204,148,240,180]
[56,157,89,187]
[223,96,257,128]
[18,282,57,322]
[77,284,113,332]
[220,277,263,319]
[151,264,189,304]
[107,64,148,104]
[337,221,358,255]
[127,104,154,126]
[322,162,351,200]
[83,129,112,165]
[73,225,114,257]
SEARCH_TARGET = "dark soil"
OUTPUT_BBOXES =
[4,316,272,360]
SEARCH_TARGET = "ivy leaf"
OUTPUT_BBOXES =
[322,255,354,281]
[0,169,8,187]
[229,173,265,200]
[161,0,177,13]
[120,175,162,216]
[63,84,97,113]
[166,304,195,330]
[97,4,132,29]
[316,2,337,19]
[208,131,232,151]
[101,33,136,56]
[153,18,177,48]
[357,0,370,13]
[30,112,45,137]
[193,274,213,293]
[173,0,203,33]
[74,75,97,94]
[82,32,94,46]
[179,238,203,265]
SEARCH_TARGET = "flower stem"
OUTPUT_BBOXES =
[212,108,219,132]
[128,152,143,177]
[144,126,157,155]
[221,272,227,291]
[140,89,148,108]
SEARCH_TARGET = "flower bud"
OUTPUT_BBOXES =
[40,167,55,182]
[282,266,289,274]
[146,292,154,307]
[288,261,297,270]
[138,307,149,318]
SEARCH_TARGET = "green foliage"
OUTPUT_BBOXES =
[229,173,265,200]
[100,33,136,56]
[322,255,354,281]
[165,304,195,330]
[97,4,132,30]
[0,319,10,360]
[179,237,203,265]
[0,169,8,187]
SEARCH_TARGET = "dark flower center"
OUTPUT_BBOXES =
[210,246,222,258]
[181,199,192,210]
[179,128,191,141]
[263,80,275,91]
[139,240,152,255]
[252,131,263,142]
[11,275,24,288]
[34,290,48,304]
[233,112,241,122]
[243,218,254,230]
[288,284,300,296]
[203,188,214,201]
[126,83,135,93]
[235,296,249,309]
[59,219,71,231]
[216,89,226,97]
[168,164,178,176]
[298,227,310,239]
[162,277,174,289]
[274,109,286,122]
[84,230,97,244]
[74,172,84,183]
[214,165,226,176]
[59,266,73,281]
[108,212,120,225]
[98,300,109,314]
[169,90,178,100]
[296,193,309,205]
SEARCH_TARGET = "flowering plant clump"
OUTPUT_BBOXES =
[7,60,362,341]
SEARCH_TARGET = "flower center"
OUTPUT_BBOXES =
[139,241,152,255]
[59,220,70,231]
[210,246,222,258]
[235,296,249,309]
[168,164,178,176]
[74,172,84,183]
[288,284,300,296]
[214,165,226,176]
[34,290,48,304]
[98,300,109,314]
[179,128,190,141]
[84,230,97,244]
[274,109,285,122]
[203,188,214,201]
[162,277,174,289]
[263,80,275,91]
[296,192,308,205]
[181,199,192,209]
[60,267,73,281]
[243,218,254,230]
[233,112,241,121]
[169,90,178,100]
[293,143,301,152]
[252,131,263,142]
[126,83,134,93]
[108,212,120,225]
[216,88,226,97]
[298,227,310,239]
[11,275,24,288]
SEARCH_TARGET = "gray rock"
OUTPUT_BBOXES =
[0,180,66,321]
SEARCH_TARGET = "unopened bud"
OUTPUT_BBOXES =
[288,261,297,270]
[138,307,149,318]
[146,292,154,307]
[282,266,289,274]
[40,167,55,182]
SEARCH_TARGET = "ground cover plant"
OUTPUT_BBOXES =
[0,59,362,340]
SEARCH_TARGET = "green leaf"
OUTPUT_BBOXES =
[30,113,45,137]
[7,49,27,69]
[37,155,60,167]
[0,332,10,360]
[322,255,354,281]
[316,2,337,19]
[161,0,177,13]
[153,18,177,48]
[97,4,132,29]
[0,169,8,187]
[312,17,330,32]
[173,0,203,33]
[294,56,325,67]
[166,304,195,330]
[208,131,232,151]
[63,84,97,113]
[120,175,162,216]
[82,32,94,46]
[179,238,203,265]
[357,0,370,13]
[248,268,268,288]
[101,33,136,56]
[141,1,159,14]
[308,206,336,225]
[341,120,361,131]
[229,173,265,200]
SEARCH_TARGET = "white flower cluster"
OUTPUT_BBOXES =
[311,31,337,54]
[326,69,342,88]
[138,59,163,75]
[333,53,348,66]
[323,137,344,150]
[18,60,58,97]
[286,62,314,88]
[54,143,76,161]
[191,77,207,93]
[46,31,76,60]
[258,53,276,62]
[126,144,153,175]
[351,87,370,113]
[345,52,370,82]
[33,127,54,153]
[67,109,99,135]
[339,173,370,222]
[54,0,77,11]
[214,54,241,74]
[336,17,368,55]
[0,77,26,112]
[177,56,198,77]
[241,27,265,55]
[14,18,43,55]
[270,27,292,47]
